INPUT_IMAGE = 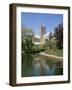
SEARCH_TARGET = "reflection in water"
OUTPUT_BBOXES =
[33,63,41,76]
[22,54,63,77]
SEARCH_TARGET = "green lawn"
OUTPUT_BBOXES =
[44,48,63,57]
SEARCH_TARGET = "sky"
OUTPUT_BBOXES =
[21,12,63,35]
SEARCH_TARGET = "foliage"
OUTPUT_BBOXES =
[44,23,63,57]
[44,39,48,47]
[22,36,33,53]
[49,32,53,40]
[22,27,34,40]
[22,23,63,55]
[33,45,46,53]
[54,23,63,49]
[45,38,56,50]
[22,27,34,53]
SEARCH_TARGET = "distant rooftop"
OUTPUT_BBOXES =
[34,34,41,38]
[43,32,50,37]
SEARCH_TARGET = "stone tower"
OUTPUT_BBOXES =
[40,25,46,45]
[41,25,46,37]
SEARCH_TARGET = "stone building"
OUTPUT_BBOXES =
[33,25,49,45]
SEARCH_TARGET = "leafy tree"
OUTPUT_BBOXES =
[49,32,53,40]
[22,27,34,53]
[54,23,63,49]
[22,27,34,40]
[22,36,33,53]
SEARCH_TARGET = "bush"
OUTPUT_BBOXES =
[47,39,56,50]
[33,45,46,53]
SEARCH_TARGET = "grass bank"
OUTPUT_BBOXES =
[44,48,63,57]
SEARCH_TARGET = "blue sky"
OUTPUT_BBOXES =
[21,12,63,34]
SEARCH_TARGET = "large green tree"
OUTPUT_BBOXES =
[22,27,34,53]
[54,23,63,49]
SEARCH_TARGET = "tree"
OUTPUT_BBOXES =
[22,27,34,53]
[49,32,53,40]
[22,27,34,40]
[54,23,63,49]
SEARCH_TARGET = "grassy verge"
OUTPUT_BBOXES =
[44,48,63,57]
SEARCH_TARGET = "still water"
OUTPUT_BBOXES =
[22,54,63,77]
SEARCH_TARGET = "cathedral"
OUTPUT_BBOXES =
[33,25,50,45]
